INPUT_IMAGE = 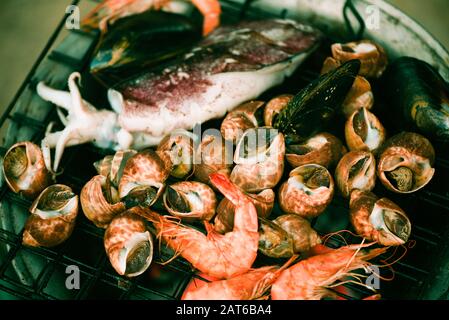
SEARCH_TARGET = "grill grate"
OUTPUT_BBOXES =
[1,0,449,300]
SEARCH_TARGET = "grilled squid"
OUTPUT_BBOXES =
[264,95,293,127]
[2,142,52,198]
[194,133,233,185]
[286,132,346,169]
[163,181,217,221]
[345,107,386,154]
[214,189,275,234]
[377,132,435,193]
[350,190,411,246]
[104,208,153,277]
[118,149,169,208]
[23,184,78,247]
[81,175,125,228]
[231,127,285,192]
[156,130,197,178]
[335,151,376,198]
[331,40,388,78]
[220,101,265,144]
[278,164,334,218]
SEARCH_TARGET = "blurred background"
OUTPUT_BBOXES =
[0,0,448,121]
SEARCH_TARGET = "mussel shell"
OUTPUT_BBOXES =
[2,142,52,198]
[258,218,295,258]
[273,60,360,142]
[381,57,449,141]
[90,11,201,85]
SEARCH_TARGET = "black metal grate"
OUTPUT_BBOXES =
[0,0,448,300]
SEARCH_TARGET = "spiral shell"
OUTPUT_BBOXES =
[94,150,137,187]
[264,95,293,127]
[23,184,78,247]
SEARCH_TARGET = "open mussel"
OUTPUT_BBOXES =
[382,57,449,141]
[377,132,435,193]
[273,60,360,142]
[350,190,411,246]
[23,184,78,247]
[2,142,52,198]
[90,11,201,85]
[286,132,346,169]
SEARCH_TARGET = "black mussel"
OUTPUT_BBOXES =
[382,57,449,142]
[90,11,201,85]
[273,60,360,142]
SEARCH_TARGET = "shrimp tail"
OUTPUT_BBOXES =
[209,173,247,206]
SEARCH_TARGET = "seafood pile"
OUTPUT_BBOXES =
[2,0,449,300]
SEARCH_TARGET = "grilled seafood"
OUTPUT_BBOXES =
[285,132,346,169]
[377,132,435,193]
[104,208,153,277]
[2,142,52,198]
[230,127,285,192]
[220,101,265,144]
[331,40,388,78]
[37,20,322,171]
[335,151,376,198]
[23,185,78,247]
[273,60,360,142]
[350,190,411,246]
[94,149,137,187]
[382,57,449,141]
[321,57,374,118]
[258,218,295,258]
[163,181,216,221]
[278,164,334,218]
[81,175,125,228]
[271,244,387,300]
[214,189,274,234]
[137,173,259,279]
[118,149,169,207]
[273,214,321,255]
[345,107,386,154]
[263,94,293,127]
[82,0,221,36]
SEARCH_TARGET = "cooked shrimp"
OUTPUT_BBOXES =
[136,173,259,279]
[82,0,221,35]
[271,244,388,300]
[182,256,297,300]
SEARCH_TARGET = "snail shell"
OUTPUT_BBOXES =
[163,181,217,221]
[81,175,125,228]
[335,151,376,198]
[264,95,293,127]
[331,40,388,78]
[273,214,322,254]
[258,218,295,258]
[193,134,233,185]
[2,142,52,198]
[231,127,285,192]
[278,164,334,218]
[156,130,196,178]
[345,107,386,154]
[377,132,435,193]
[94,150,137,187]
[118,149,169,208]
[214,188,275,234]
[220,101,265,143]
[350,190,411,246]
[286,132,346,169]
[104,208,153,277]
[23,184,78,247]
